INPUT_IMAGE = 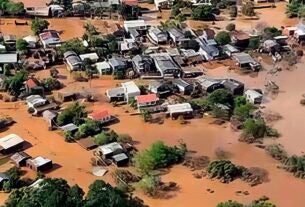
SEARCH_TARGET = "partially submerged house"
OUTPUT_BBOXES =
[23,35,38,48]
[3,35,16,50]
[10,152,31,167]
[148,27,168,44]
[42,110,57,129]
[196,37,219,60]
[88,110,115,124]
[150,53,181,78]
[232,52,261,71]
[79,53,99,62]
[95,61,111,75]
[64,51,83,71]
[167,103,193,119]
[132,55,159,77]
[148,80,173,96]
[135,93,160,112]
[181,49,204,65]
[105,87,125,102]
[124,20,148,41]
[26,156,53,172]
[168,28,186,45]
[221,79,244,96]
[60,123,78,133]
[0,134,25,154]
[181,67,204,78]
[26,95,47,109]
[172,79,193,95]
[230,30,250,47]
[97,142,129,166]
[39,30,62,48]
[195,76,223,93]
[245,89,263,104]
[222,44,239,57]
[0,53,18,70]
[121,81,141,102]
[108,57,128,76]
[76,138,97,151]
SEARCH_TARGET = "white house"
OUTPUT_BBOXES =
[26,95,47,108]
[121,81,141,102]
[245,89,263,104]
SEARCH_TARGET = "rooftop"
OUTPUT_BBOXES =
[60,123,78,132]
[98,142,123,155]
[0,134,24,150]
[88,110,110,121]
[0,53,18,63]
[136,94,159,104]
[167,103,193,114]
[232,52,257,64]
[121,81,140,94]
[112,153,128,162]
[29,156,52,167]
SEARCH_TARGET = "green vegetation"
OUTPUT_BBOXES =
[191,5,216,21]
[16,39,28,52]
[217,200,243,207]
[94,130,118,145]
[207,160,244,183]
[215,31,231,46]
[2,167,22,192]
[217,199,276,207]
[233,102,255,121]
[242,118,267,139]
[75,119,102,139]
[0,0,24,16]
[136,175,160,197]
[286,0,304,18]
[56,102,87,126]
[59,38,87,55]
[248,37,260,49]
[31,18,50,35]
[265,144,288,161]
[262,27,282,40]
[41,77,62,92]
[207,89,234,107]
[133,141,187,175]
[3,70,28,96]
[241,2,255,17]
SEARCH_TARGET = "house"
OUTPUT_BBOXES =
[150,53,181,78]
[26,95,47,108]
[222,44,239,57]
[10,152,31,167]
[124,20,147,41]
[42,110,57,129]
[112,153,129,167]
[56,92,78,103]
[95,61,111,75]
[135,94,160,112]
[39,30,62,48]
[154,0,173,9]
[105,87,125,102]
[167,48,186,67]
[108,57,128,76]
[167,103,193,119]
[196,37,219,60]
[97,142,124,159]
[121,81,141,102]
[245,89,263,104]
[181,49,204,65]
[3,35,16,50]
[25,5,64,17]
[88,0,119,9]
[148,80,173,96]
[88,110,115,124]
[60,123,78,132]
[119,39,138,53]
[0,173,9,188]
[79,53,99,62]
[195,76,224,93]
[230,30,250,47]
[283,26,297,36]
[232,52,261,71]
[168,28,186,44]
[221,79,244,96]
[273,35,289,46]
[24,78,44,95]
[148,27,168,44]
[26,156,53,172]
[63,51,83,71]
[23,35,38,48]
[263,40,280,53]
[181,67,204,78]
[132,55,157,75]
[76,138,97,150]
[172,79,193,95]
[0,53,18,69]
[0,134,25,154]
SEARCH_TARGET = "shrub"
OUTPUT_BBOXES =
[266,127,280,137]
[217,200,243,207]
[117,134,133,144]
[56,102,87,126]
[248,37,260,49]
[207,89,234,107]
[229,5,238,18]
[75,119,102,139]
[16,39,28,51]
[31,18,49,35]
[242,118,267,139]
[286,0,302,18]
[233,103,255,121]
[265,144,288,161]
[136,175,160,197]
[226,23,236,31]
[215,31,231,46]
[207,160,244,183]
[211,105,230,120]
[191,5,215,21]
[241,2,255,17]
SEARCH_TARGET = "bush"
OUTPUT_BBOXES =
[266,127,280,137]
[226,23,236,31]
[59,38,87,55]
[31,18,49,35]
[57,102,87,126]
[41,77,62,92]
[234,96,247,108]
[233,103,255,121]
[211,105,230,120]
[242,118,267,139]
[136,175,160,197]
[265,144,288,161]
[75,119,102,139]
[286,0,302,18]
[248,37,260,49]
[191,5,215,21]
[16,39,28,51]
[215,31,231,46]
[207,160,244,183]
[117,134,133,144]
[207,89,234,107]
[241,2,255,17]
[217,200,243,207]
[94,131,117,145]
[229,5,238,18]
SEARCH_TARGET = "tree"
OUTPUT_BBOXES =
[217,200,243,207]
[262,27,282,40]
[215,31,231,45]
[56,102,87,126]
[248,37,260,49]
[191,5,215,21]
[233,103,255,121]
[31,18,50,35]
[243,118,267,138]
[229,5,238,18]
[75,119,102,139]
[41,77,62,91]
[94,130,118,145]
[16,39,28,52]
[234,96,247,108]
[3,70,28,96]
[5,2,24,15]
[226,23,236,31]
[241,2,255,17]
[58,38,87,55]
[207,89,234,107]
[286,0,302,18]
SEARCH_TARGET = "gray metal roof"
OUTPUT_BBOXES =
[196,76,221,89]
[112,153,128,162]
[60,123,78,132]
[150,53,180,71]
[168,28,185,40]
[172,78,191,88]
[106,87,125,97]
[0,53,18,63]
[108,57,127,68]
[232,52,256,64]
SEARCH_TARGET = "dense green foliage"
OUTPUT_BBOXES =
[3,70,28,96]
[94,130,118,145]
[262,27,282,40]
[2,167,22,192]
[0,0,24,15]
[31,18,50,35]
[248,37,260,49]
[41,77,62,92]
[265,144,288,161]
[191,5,215,21]
[136,175,160,196]
[242,118,266,139]
[16,39,28,51]
[75,119,102,139]
[134,141,187,175]
[56,102,87,126]
[215,31,231,46]
[217,200,243,207]
[207,160,244,183]
[226,23,236,32]
[233,103,255,121]
[207,89,234,107]
[286,0,303,18]
[216,200,276,207]
[59,38,87,55]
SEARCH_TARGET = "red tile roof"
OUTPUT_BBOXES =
[89,110,110,120]
[122,0,138,6]
[136,94,159,104]
[26,79,37,89]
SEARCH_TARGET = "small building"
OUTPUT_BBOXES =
[148,81,172,97]
[148,27,168,44]
[10,152,31,167]
[76,137,97,150]
[97,142,124,159]
[42,110,57,129]
[39,30,62,48]
[88,110,115,124]
[245,89,263,104]
[221,79,244,96]
[26,95,47,108]
[79,53,99,62]
[0,134,25,154]
[0,53,18,67]
[230,30,250,47]
[150,53,181,78]
[168,28,185,44]
[124,20,147,33]
[56,91,78,103]
[132,55,156,75]
[23,35,38,48]
[135,94,160,112]
[222,44,239,57]
[26,156,53,172]
[108,57,128,75]
[95,61,111,75]
[24,78,44,95]
[60,123,78,132]
[181,49,204,65]
[112,153,129,167]
[105,87,125,102]
[63,51,83,71]
[121,81,141,102]
[263,40,280,53]
[195,76,224,93]
[181,67,204,78]
[172,79,193,95]
[196,37,219,60]
[167,103,193,119]
[232,52,261,71]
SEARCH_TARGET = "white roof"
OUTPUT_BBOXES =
[98,142,123,155]
[30,156,51,167]
[124,20,146,31]
[0,134,24,150]
[79,53,99,61]
[29,178,44,188]
[95,61,111,70]
[245,89,263,98]
[0,53,18,63]
[167,103,193,114]
[23,35,38,43]
[273,35,288,40]
[121,81,140,94]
